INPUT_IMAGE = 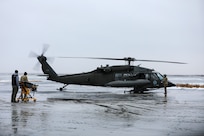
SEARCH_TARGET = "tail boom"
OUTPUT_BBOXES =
[37,55,58,79]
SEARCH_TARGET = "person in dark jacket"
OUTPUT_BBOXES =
[11,70,19,102]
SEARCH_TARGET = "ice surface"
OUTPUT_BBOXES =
[0,74,204,136]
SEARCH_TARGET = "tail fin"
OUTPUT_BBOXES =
[37,55,58,79]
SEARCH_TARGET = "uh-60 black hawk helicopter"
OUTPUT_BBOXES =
[33,47,185,93]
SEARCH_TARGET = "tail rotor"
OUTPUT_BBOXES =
[29,44,54,70]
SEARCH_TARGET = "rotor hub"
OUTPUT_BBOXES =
[37,55,47,63]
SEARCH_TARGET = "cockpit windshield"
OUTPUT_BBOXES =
[150,72,164,81]
[155,72,164,80]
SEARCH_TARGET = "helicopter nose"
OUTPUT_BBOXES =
[168,81,176,87]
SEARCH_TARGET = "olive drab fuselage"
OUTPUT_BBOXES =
[37,55,175,92]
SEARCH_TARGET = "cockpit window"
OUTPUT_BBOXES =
[151,73,158,80]
[145,74,150,80]
[137,73,145,79]
[150,72,164,80]
[155,73,164,80]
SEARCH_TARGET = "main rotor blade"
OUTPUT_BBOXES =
[58,57,186,64]
[135,59,187,64]
[58,57,130,61]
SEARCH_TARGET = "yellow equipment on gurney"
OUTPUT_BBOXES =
[17,82,38,102]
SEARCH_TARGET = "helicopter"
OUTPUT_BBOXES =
[33,46,185,93]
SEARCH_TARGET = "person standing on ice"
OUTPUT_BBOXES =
[20,72,29,99]
[162,74,168,97]
[11,70,19,102]
[20,72,28,82]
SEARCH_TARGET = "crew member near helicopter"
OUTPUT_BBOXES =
[20,72,28,82]
[11,70,19,103]
[162,74,168,96]
[20,72,29,99]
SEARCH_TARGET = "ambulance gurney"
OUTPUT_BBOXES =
[17,82,38,102]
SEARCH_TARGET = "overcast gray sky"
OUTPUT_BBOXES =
[0,0,203,75]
